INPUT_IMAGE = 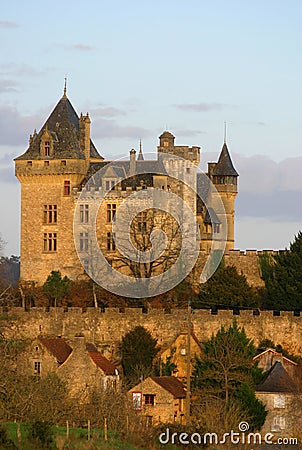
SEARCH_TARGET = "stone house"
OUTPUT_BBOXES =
[157,326,202,379]
[255,361,301,438]
[21,335,119,400]
[129,376,186,425]
[253,348,298,379]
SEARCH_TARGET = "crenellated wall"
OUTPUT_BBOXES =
[2,307,301,357]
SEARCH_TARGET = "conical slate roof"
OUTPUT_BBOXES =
[213,143,238,176]
[255,361,297,393]
[16,94,102,160]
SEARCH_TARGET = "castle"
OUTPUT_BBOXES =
[15,86,239,288]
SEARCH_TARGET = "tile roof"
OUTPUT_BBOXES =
[213,143,238,176]
[151,376,186,398]
[253,348,298,366]
[86,343,118,375]
[38,337,72,364]
[255,361,298,394]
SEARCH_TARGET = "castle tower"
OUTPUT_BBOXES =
[208,142,239,251]
[14,87,103,284]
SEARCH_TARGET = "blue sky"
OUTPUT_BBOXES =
[0,0,301,255]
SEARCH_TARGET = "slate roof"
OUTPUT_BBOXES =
[204,207,221,225]
[213,143,238,176]
[159,131,175,139]
[253,348,298,366]
[38,337,72,364]
[16,95,102,161]
[151,376,186,398]
[255,361,298,394]
[86,343,118,376]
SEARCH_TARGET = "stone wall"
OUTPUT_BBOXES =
[2,307,301,357]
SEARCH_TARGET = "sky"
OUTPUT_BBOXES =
[0,0,301,256]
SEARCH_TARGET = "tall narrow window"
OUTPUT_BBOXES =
[43,233,57,252]
[80,204,89,223]
[34,361,41,375]
[44,141,50,157]
[43,205,57,224]
[64,180,70,196]
[107,204,117,222]
[79,233,89,251]
[137,211,147,232]
[107,232,116,251]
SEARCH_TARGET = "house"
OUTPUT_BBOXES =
[254,348,298,379]
[129,376,186,425]
[157,326,202,379]
[21,335,120,400]
[255,361,301,437]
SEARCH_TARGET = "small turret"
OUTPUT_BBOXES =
[159,130,175,149]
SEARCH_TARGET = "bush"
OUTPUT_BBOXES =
[28,421,54,448]
[0,425,17,449]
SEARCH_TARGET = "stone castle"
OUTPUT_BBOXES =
[14,85,245,287]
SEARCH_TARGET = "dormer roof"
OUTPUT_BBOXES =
[213,143,238,176]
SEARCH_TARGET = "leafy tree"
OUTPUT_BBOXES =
[192,321,266,431]
[196,261,259,309]
[121,326,159,386]
[43,271,71,307]
[260,231,302,310]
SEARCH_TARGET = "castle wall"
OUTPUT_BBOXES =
[2,307,301,356]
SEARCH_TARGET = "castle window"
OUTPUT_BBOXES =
[80,204,89,223]
[144,394,155,406]
[44,141,50,157]
[214,223,220,234]
[64,180,70,196]
[105,180,115,191]
[44,160,49,167]
[43,205,57,224]
[27,161,32,167]
[61,160,66,166]
[34,361,41,375]
[137,211,147,232]
[107,204,117,223]
[43,233,57,252]
[107,232,116,251]
[163,141,169,147]
[79,232,89,252]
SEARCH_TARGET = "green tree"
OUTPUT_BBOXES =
[121,326,159,387]
[260,231,302,310]
[43,271,71,307]
[192,321,266,431]
[196,261,259,309]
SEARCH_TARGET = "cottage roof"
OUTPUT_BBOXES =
[15,93,102,161]
[86,343,118,376]
[151,376,186,398]
[255,361,298,394]
[253,348,298,366]
[38,337,72,364]
[213,143,238,176]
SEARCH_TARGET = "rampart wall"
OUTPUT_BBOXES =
[2,307,301,356]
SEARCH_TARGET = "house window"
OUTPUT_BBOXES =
[44,160,49,166]
[79,233,89,252]
[132,392,142,410]
[61,160,66,166]
[80,204,89,223]
[64,180,70,196]
[107,204,117,223]
[27,161,32,167]
[107,232,116,251]
[137,211,147,232]
[274,395,286,409]
[44,141,50,157]
[271,416,286,431]
[43,233,57,252]
[43,205,57,224]
[34,361,41,375]
[144,394,155,406]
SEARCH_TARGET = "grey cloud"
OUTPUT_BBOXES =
[92,118,151,139]
[0,21,18,28]
[0,104,39,146]
[175,103,230,112]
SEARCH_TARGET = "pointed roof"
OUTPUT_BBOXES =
[213,143,238,176]
[86,343,118,376]
[137,140,144,160]
[38,337,72,364]
[255,361,298,394]
[150,376,186,398]
[204,207,221,225]
[16,93,102,160]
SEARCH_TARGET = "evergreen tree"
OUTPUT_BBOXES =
[43,271,70,307]
[260,231,302,310]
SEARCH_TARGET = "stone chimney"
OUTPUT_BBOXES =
[129,148,136,176]
[79,113,91,160]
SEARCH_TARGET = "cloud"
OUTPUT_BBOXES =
[174,103,231,112]
[92,118,151,139]
[173,128,205,137]
[0,63,45,77]
[0,79,18,93]
[90,106,126,118]
[0,104,39,146]
[0,21,18,28]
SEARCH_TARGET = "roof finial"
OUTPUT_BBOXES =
[224,121,227,144]
[63,77,67,98]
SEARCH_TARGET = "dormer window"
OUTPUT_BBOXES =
[40,127,53,157]
[44,141,50,156]
[163,141,169,147]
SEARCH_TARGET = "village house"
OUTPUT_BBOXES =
[129,376,186,425]
[253,348,298,379]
